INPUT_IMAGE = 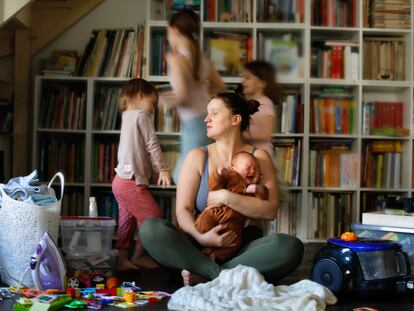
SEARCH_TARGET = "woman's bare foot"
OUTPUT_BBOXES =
[181,270,206,286]
[117,259,140,271]
[131,254,159,269]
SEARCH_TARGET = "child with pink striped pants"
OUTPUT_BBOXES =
[112,78,171,271]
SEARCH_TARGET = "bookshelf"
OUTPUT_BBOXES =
[33,0,414,242]
[32,76,178,221]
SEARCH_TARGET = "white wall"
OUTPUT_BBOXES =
[0,0,31,24]
[32,0,148,74]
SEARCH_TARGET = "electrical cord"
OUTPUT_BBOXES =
[0,265,30,288]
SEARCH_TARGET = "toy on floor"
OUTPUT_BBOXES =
[311,233,413,298]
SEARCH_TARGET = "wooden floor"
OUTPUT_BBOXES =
[2,243,414,310]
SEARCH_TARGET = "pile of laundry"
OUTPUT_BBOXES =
[0,170,57,208]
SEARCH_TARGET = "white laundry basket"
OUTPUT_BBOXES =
[0,172,64,287]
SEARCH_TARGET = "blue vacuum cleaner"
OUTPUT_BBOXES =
[311,237,413,298]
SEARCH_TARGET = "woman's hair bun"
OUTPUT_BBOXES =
[247,99,260,115]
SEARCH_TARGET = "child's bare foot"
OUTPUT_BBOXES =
[181,270,206,286]
[131,254,159,269]
[117,259,140,271]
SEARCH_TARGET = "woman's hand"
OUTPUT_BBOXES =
[157,170,172,187]
[207,189,229,207]
[197,224,237,248]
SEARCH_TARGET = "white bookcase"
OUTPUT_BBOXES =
[32,0,414,242]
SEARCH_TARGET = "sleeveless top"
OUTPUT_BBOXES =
[195,146,257,213]
[169,49,211,122]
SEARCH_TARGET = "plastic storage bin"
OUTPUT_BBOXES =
[351,223,414,273]
[60,217,116,255]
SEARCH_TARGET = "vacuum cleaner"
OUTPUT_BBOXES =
[311,236,414,298]
[30,232,66,291]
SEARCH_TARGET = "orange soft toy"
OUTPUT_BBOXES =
[340,231,358,242]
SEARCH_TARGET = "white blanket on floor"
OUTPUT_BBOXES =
[168,265,337,311]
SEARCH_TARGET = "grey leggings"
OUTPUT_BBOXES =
[140,218,304,283]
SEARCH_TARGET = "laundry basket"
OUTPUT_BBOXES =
[0,172,64,287]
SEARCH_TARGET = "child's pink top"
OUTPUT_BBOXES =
[115,109,168,185]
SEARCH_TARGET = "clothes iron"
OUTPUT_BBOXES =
[30,232,66,291]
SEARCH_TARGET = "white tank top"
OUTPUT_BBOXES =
[170,49,211,121]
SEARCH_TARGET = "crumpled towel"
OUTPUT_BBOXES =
[168,265,337,311]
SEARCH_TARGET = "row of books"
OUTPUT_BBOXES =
[308,139,357,188]
[266,191,300,235]
[362,101,408,137]
[308,192,354,239]
[150,33,168,76]
[155,195,177,225]
[273,139,301,187]
[362,140,402,189]
[93,143,118,184]
[363,37,405,81]
[93,87,121,130]
[360,192,389,214]
[310,96,355,135]
[38,138,84,183]
[76,25,145,78]
[95,191,119,219]
[257,0,304,23]
[311,41,359,80]
[311,0,357,27]
[204,0,253,22]
[363,0,411,29]
[275,93,303,134]
[39,86,86,130]
[60,190,85,216]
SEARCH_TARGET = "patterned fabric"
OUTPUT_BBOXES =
[112,175,161,249]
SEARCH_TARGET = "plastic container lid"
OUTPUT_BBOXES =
[59,216,116,226]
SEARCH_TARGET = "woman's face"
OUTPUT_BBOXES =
[242,70,264,97]
[205,98,235,138]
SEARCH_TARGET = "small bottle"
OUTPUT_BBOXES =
[89,196,98,217]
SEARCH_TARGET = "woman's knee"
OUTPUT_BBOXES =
[139,218,168,243]
[278,234,304,264]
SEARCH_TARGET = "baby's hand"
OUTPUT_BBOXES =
[246,184,269,200]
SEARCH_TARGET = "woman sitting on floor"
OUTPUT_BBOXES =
[140,92,304,285]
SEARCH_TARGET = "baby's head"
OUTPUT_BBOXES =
[231,151,260,185]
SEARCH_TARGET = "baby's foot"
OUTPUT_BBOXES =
[181,270,206,286]
[117,259,140,271]
[131,254,159,269]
